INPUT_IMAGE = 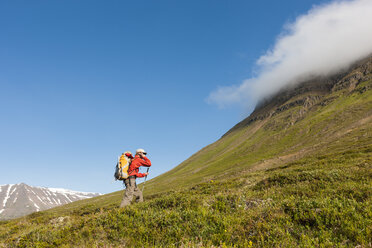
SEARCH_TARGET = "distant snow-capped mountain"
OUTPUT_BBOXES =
[0,183,101,220]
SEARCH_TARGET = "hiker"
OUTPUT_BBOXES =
[120,148,151,207]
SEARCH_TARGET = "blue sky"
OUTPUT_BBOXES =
[0,0,330,193]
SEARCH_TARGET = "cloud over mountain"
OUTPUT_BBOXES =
[208,0,372,108]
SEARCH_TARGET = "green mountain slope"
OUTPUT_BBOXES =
[1,57,371,247]
[143,56,372,194]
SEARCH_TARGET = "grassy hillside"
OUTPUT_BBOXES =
[0,59,371,247]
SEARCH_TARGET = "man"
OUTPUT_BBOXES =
[120,148,151,207]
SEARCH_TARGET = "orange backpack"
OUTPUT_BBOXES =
[114,153,132,180]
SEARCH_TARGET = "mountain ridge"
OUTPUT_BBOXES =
[224,55,372,137]
[0,183,100,220]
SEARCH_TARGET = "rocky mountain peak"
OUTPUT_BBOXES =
[223,55,372,137]
[0,183,101,220]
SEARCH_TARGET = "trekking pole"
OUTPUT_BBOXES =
[141,168,150,192]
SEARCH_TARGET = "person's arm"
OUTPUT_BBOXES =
[139,156,151,167]
[135,172,148,178]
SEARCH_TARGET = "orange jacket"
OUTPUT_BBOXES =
[128,155,151,178]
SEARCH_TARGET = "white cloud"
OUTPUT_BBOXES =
[207,0,372,109]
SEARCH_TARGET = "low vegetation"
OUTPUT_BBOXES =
[1,145,370,247]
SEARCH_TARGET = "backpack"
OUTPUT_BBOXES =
[114,153,131,180]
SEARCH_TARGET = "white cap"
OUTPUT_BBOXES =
[136,148,147,154]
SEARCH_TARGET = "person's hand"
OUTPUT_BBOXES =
[144,172,149,176]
